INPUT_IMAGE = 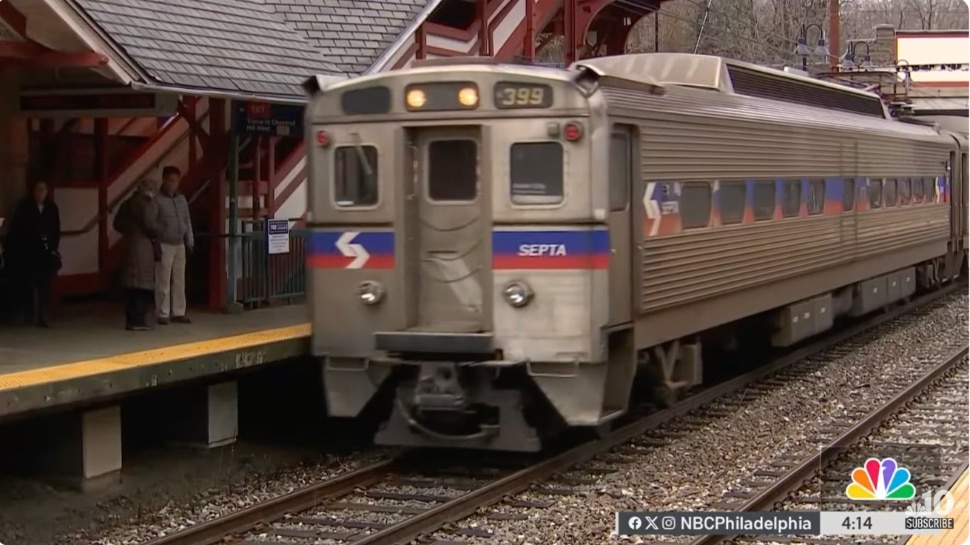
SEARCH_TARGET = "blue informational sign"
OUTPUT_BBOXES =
[266,218,290,255]
[233,101,304,137]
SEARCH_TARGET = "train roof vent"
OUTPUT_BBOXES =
[572,53,725,91]
[725,64,887,118]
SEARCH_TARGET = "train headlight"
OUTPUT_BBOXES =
[406,89,427,109]
[358,280,385,305]
[458,86,479,107]
[502,281,534,308]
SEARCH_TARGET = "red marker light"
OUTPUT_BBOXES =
[563,122,582,142]
[316,130,330,147]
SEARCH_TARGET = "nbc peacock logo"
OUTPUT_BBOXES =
[845,457,917,501]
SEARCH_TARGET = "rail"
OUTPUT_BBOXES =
[686,344,970,545]
[139,280,964,545]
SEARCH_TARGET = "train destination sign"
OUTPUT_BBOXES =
[233,101,304,137]
[494,82,553,109]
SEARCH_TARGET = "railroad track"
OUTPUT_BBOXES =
[142,283,965,545]
[685,347,969,545]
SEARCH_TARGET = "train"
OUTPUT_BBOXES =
[301,52,968,452]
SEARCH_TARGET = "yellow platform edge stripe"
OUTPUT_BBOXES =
[905,468,969,545]
[0,323,311,392]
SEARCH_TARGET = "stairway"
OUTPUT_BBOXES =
[56,98,214,296]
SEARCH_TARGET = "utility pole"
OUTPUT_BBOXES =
[828,0,840,70]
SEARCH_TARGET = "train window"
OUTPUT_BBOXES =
[609,132,631,211]
[868,179,882,209]
[510,142,563,204]
[719,181,746,225]
[808,180,825,215]
[898,178,911,204]
[752,181,775,221]
[781,180,801,218]
[912,176,924,202]
[428,139,478,201]
[334,145,379,207]
[680,183,711,229]
[884,178,897,207]
[843,179,855,211]
[925,178,936,202]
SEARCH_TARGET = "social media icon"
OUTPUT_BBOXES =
[662,516,676,530]
[644,516,659,530]
[628,516,642,530]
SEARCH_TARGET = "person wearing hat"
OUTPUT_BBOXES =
[113,178,160,330]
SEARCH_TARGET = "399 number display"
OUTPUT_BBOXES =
[494,83,553,109]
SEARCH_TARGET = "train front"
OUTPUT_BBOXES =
[302,62,612,451]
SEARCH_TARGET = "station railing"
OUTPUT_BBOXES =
[232,219,306,307]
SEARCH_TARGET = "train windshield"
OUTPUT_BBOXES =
[509,142,564,205]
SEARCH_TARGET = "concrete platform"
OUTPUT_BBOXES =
[0,302,310,419]
[904,465,969,545]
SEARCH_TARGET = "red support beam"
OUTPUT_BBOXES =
[477,0,491,56]
[416,23,426,60]
[207,99,227,310]
[0,41,108,68]
[524,0,536,62]
[94,118,109,280]
[177,99,210,146]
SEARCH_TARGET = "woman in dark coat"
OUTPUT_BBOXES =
[6,180,61,328]
[113,178,159,330]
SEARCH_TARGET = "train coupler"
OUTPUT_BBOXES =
[375,384,541,452]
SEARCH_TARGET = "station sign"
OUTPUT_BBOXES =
[17,89,178,118]
[232,101,304,137]
[895,30,969,91]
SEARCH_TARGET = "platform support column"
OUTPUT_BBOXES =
[43,406,122,492]
[166,381,239,448]
[207,98,228,310]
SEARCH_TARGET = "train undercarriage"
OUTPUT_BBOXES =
[329,252,967,453]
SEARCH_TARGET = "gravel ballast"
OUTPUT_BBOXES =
[32,292,967,545]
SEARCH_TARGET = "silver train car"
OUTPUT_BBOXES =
[302,53,968,452]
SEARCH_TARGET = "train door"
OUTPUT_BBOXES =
[408,127,490,333]
[608,125,635,324]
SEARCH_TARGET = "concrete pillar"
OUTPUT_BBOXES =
[165,381,239,448]
[0,71,28,230]
[41,406,123,492]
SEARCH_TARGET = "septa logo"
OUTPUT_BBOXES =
[845,457,916,500]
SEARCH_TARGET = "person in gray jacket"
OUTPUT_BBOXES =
[154,166,195,324]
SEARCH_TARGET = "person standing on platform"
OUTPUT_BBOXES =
[5,180,61,328]
[114,178,160,331]
[153,166,194,325]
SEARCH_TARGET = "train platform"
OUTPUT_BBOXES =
[0,302,310,491]
[0,302,309,419]
[904,464,969,545]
